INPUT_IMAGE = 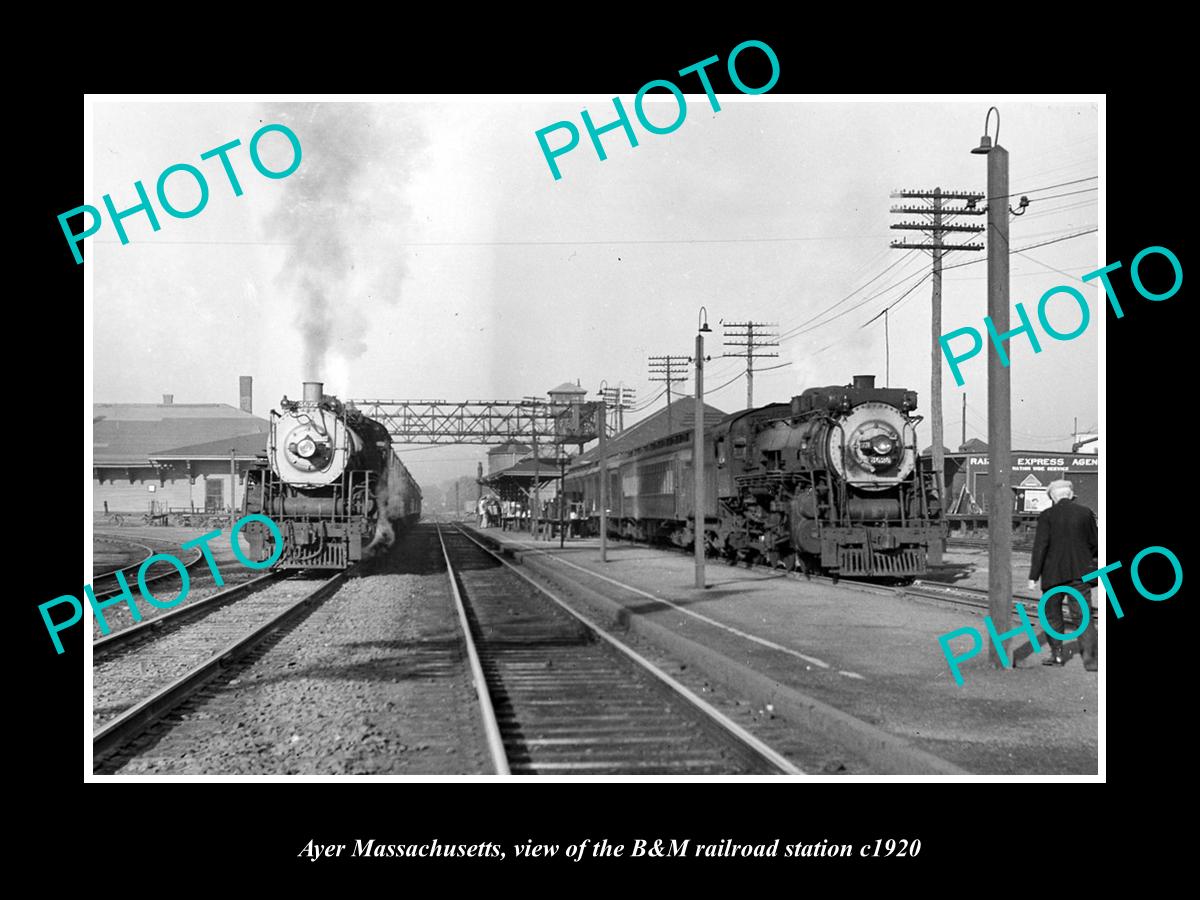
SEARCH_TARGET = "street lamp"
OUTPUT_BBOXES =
[972,106,1014,669]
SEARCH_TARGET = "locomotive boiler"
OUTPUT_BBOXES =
[241,381,421,569]
[563,374,942,579]
[712,375,941,578]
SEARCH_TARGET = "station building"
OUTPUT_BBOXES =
[93,377,268,517]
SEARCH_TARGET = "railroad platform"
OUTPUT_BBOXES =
[470,527,1099,776]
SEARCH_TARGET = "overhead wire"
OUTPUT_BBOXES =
[776,249,922,340]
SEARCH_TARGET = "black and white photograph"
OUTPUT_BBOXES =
[82,92,1103,779]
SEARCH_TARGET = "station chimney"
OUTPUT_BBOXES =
[239,376,253,414]
[162,393,174,405]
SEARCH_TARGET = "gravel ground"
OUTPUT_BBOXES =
[936,547,1034,594]
[103,527,492,775]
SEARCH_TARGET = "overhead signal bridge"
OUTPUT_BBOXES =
[346,399,606,446]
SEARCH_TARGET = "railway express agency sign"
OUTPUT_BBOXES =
[967,454,1098,471]
[956,452,1097,513]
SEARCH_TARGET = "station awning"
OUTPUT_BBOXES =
[481,457,564,501]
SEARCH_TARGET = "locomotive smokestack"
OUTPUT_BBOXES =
[303,381,324,402]
[853,375,876,390]
[239,375,253,414]
[162,393,173,405]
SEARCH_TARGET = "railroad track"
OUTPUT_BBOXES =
[947,537,1034,552]
[93,571,346,769]
[93,572,283,658]
[91,532,205,601]
[902,580,1097,615]
[437,523,801,776]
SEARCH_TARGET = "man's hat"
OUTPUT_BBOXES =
[1047,479,1074,501]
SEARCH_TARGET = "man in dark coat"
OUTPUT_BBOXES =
[1027,479,1098,671]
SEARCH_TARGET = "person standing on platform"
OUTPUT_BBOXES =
[1028,479,1098,671]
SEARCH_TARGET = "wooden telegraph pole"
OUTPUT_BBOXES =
[890,186,985,565]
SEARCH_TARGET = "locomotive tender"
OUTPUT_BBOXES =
[565,375,942,579]
[242,382,421,569]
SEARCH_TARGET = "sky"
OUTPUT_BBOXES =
[91,98,1099,488]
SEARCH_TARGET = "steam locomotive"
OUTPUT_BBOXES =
[564,375,942,579]
[241,382,421,569]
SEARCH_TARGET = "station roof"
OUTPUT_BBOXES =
[481,455,564,501]
[94,403,268,466]
[482,456,565,482]
[573,398,728,466]
[149,431,268,462]
[547,381,587,395]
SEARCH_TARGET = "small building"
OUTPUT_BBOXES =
[93,386,268,517]
[487,442,532,474]
[927,445,1100,539]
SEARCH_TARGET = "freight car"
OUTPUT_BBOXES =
[564,375,942,579]
[241,382,421,569]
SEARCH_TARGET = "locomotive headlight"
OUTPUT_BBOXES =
[296,437,317,458]
[872,436,894,454]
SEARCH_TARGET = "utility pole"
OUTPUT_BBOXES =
[695,310,712,588]
[559,451,566,549]
[531,404,540,539]
[648,355,689,434]
[961,393,967,448]
[884,310,890,386]
[722,321,778,410]
[600,384,636,433]
[971,108,1013,669]
[598,397,608,563]
[890,186,985,566]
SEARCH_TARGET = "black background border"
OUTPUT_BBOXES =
[22,25,1184,881]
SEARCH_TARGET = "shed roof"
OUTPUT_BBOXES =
[483,456,565,480]
[94,403,268,466]
[149,431,268,461]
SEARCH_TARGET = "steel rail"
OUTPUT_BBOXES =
[92,571,284,656]
[90,546,206,601]
[905,580,1097,614]
[93,572,346,761]
[92,536,156,582]
[447,524,804,776]
[435,523,511,776]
